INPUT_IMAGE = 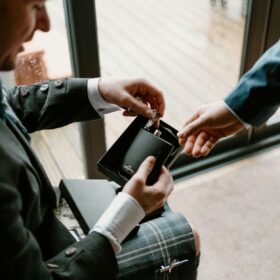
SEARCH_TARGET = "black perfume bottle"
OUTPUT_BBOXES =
[120,115,174,185]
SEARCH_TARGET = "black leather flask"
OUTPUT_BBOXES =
[120,127,174,185]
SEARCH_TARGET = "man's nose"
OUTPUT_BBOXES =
[36,6,50,33]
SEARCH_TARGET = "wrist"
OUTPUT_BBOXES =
[97,78,107,102]
[92,192,145,253]
[87,78,120,114]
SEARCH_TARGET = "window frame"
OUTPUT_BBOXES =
[65,0,280,180]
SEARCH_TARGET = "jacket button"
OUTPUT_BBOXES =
[54,80,64,89]
[20,88,29,97]
[40,84,49,93]
[65,246,77,257]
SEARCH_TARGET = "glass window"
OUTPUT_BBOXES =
[95,0,248,147]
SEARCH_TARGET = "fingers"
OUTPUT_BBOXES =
[183,112,200,127]
[191,131,210,157]
[192,132,218,157]
[122,157,173,214]
[177,117,205,139]
[200,138,218,156]
[120,90,155,118]
[144,166,173,214]
[157,166,174,196]
[98,77,165,118]
[122,156,156,207]
[183,131,218,157]
[134,156,156,181]
[181,134,196,154]
[124,79,165,118]
[136,79,165,117]
[177,101,230,139]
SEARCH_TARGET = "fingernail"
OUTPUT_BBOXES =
[145,109,153,117]
[148,156,156,162]
[177,131,183,137]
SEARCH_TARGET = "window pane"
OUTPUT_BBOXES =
[14,0,85,186]
[96,0,248,146]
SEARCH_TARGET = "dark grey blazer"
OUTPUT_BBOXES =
[0,78,118,279]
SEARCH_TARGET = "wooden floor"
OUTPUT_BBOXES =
[30,0,246,185]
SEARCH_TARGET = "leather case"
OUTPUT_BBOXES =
[59,179,139,237]
[120,128,174,185]
[59,179,117,234]
[98,115,182,187]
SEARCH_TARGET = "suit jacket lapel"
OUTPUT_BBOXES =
[1,80,57,207]
[6,115,57,207]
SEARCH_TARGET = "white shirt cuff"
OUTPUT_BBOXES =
[91,192,145,254]
[223,100,252,129]
[87,78,120,115]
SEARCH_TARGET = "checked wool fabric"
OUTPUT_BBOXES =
[117,206,198,280]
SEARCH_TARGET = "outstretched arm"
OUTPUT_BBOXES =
[7,77,165,132]
[178,40,280,157]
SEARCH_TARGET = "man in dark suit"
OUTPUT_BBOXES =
[178,40,280,156]
[0,0,200,279]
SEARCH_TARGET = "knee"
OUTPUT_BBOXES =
[190,224,201,256]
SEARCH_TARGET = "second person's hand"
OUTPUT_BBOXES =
[177,101,245,158]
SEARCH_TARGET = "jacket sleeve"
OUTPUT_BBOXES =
[224,40,280,126]
[0,180,118,280]
[6,78,101,133]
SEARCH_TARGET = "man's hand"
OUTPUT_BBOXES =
[123,156,173,215]
[177,101,245,158]
[98,78,165,119]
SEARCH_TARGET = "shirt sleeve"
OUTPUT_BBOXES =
[223,101,252,129]
[90,192,145,254]
[87,78,120,115]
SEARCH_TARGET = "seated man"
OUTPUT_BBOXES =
[0,0,200,279]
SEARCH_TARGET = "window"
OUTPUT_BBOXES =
[95,0,248,147]
[15,0,85,186]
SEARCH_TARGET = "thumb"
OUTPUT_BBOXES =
[123,93,154,118]
[134,156,156,180]
[177,117,206,139]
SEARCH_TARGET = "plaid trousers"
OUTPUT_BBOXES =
[116,206,199,280]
